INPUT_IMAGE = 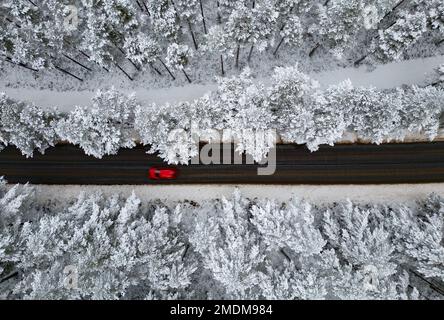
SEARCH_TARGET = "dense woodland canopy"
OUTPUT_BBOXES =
[0,1,444,301]
[0,0,443,81]
[0,180,443,299]
[1,66,443,163]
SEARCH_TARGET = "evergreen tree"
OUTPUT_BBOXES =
[314,0,366,58]
[349,87,401,144]
[398,86,443,140]
[15,191,196,299]
[251,198,326,257]
[208,68,275,162]
[134,101,200,164]
[55,88,137,158]
[165,43,193,82]
[0,178,35,280]
[390,194,444,281]
[189,190,265,299]
[0,93,57,157]
[374,10,427,61]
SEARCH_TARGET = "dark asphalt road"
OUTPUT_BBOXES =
[1,142,444,184]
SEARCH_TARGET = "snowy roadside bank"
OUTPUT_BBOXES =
[2,55,443,112]
[29,183,444,206]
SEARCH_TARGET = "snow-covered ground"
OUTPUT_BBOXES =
[31,183,444,206]
[313,54,444,89]
[2,55,443,112]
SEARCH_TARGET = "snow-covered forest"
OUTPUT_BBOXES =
[1,66,443,163]
[0,0,443,87]
[0,179,443,300]
[0,1,443,162]
[1,0,444,303]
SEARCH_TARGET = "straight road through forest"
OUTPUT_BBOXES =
[1,142,444,185]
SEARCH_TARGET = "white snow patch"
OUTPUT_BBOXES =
[0,84,217,113]
[313,54,444,89]
[2,55,443,111]
[30,183,444,206]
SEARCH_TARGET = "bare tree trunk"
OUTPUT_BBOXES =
[235,44,240,68]
[54,65,84,81]
[199,0,207,34]
[135,0,144,12]
[410,269,444,297]
[158,58,176,80]
[142,1,150,16]
[380,0,407,22]
[280,248,291,262]
[182,244,190,261]
[436,38,444,46]
[309,43,320,57]
[0,271,18,284]
[187,19,199,50]
[113,62,133,81]
[62,54,92,72]
[182,69,192,83]
[216,1,221,24]
[63,39,110,72]
[3,57,39,72]
[149,62,162,75]
[114,44,141,71]
[354,54,368,66]
[273,37,285,56]
[429,80,442,87]
[126,57,141,71]
[247,44,254,62]
[220,54,225,76]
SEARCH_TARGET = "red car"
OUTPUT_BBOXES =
[148,167,178,180]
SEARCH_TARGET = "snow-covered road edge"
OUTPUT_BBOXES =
[29,183,444,205]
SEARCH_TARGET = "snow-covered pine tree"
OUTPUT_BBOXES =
[147,0,181,41]
[416,0,444,34]
[374,10,427,62]
[0,178,35,281]
[217,0,249,22]
[224,3,255,68]
[78,0,140,68]
[313,0,366,59]
[246,0,279,61]
[208,68,275,162]
[268,65,324,149]
[0,93,57,157]
[323,200,399,279]
[431,63,444,88]
[251,198,326,257]
[349,87,401,144]
[15,191,196,299]
[331,264,418,300]
[259,259,329,300]
[165,43,193,82]
[398,86,443,140]
[123,33,161,71]
[55,88,137,158]
[1,0,72,70]
[315,80,355,147]
[390,194,444,282]
[204,25,233,75]
[134,101,200,164]
[274,15,303,56]
[189,190,265,299]
[173,0,201,49]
